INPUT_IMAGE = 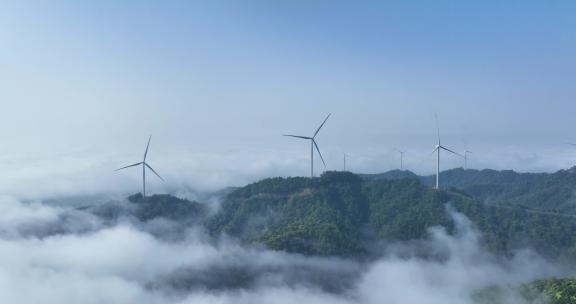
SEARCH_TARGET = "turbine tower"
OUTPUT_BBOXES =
[464,150,472,170]
[432,115,463,189]
[343,153,350,171]
[115,135,165,196]
[284,114,331,177]
[395,149,405,170]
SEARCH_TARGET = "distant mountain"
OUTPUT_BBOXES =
[359,169,420,181]
[79,193,207,225]
[127,193,207,222]
[207,171,576,259]
[363,167,576,215]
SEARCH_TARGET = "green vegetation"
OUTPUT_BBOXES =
[128,193,206,223]
[363,178,464,241]
[364,167,576,215]
[207,173,369,256]
[526,278,576,304]
[207,171,576,258]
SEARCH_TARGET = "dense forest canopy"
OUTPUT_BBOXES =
[207,171,576,260]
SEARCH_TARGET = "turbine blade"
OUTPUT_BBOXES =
[313,140,326,167]
[431,147,439,155]
[283,134,311,140]
[441,146,464,158]
[313,113,331,138]
[566,142,576,146]
[144,135,152,161]
[145,163,165,182]
[114,162,143,171]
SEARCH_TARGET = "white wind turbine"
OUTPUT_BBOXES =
[343,153,350,171]
[395,149,405,170]
[284,114,331,177]
[464,150,472,170]
[115,135,165,197]
[432,115,464,189]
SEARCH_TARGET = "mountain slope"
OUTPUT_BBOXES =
[207,173,370,256]
[527,278,576,304]
[80,193,207,225]
[364,167,576,215]
[207,171,576,258]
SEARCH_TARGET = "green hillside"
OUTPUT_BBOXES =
[207,173,370,256]
[363,167,576,215]
[81,193,207,224]
[526,278,576,304]
[207,171,576,258]
[127,193,207,222]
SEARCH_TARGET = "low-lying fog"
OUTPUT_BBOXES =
[0,195,570,304]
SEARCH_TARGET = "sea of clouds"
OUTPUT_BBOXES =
[0,194,571,304]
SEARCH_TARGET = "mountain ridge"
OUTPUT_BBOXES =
[208,171,576,259]
[361,167,576,214]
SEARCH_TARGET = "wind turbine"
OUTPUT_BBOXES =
[284,114,331,177]
[115,135,165,197]
[464,150,472,170]
[343,153,350,171]
[395,149,405,170]
[462,140,472,170]
[432,115,463,189]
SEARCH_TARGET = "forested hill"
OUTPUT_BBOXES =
[207,171,576,259]
[362,167,576,215]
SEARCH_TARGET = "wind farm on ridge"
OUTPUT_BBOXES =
[112,111,560,196]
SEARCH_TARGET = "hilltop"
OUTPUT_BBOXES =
[70,170,576,260]
[363,167,576,215]
[78,193,208,225]
[207,171,576,259]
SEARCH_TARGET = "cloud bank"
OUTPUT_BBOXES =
[0,196,570,304]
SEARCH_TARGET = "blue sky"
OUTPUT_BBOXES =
[1,0,576,197]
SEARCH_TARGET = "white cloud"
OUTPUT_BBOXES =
[0,198,567,304]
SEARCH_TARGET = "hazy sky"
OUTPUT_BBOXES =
[1,0,576,197]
